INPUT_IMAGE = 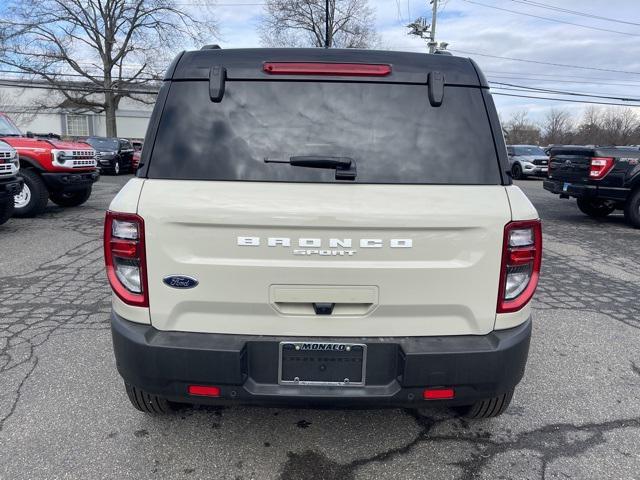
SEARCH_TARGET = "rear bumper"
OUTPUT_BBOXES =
[543,179,629,202]
[0,176,23,198]
[41,171,99,191]
[111,312,532,408]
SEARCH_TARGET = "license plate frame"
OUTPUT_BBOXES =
[278,342,367,387]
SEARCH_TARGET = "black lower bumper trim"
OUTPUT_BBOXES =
[543,179,629,202]
[111,312,532,407]
[41,171,99,191]
[0,176,23,197]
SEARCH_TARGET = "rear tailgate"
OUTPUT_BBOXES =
[139,181,511,337]
[549,148,591,183]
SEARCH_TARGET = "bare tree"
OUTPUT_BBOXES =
[260,0,378,48]
[540,108,573,145]
[0,0,216,137]
[598,107,638,145]
[504,110,541,145]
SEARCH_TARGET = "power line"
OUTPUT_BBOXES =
[0,80,159,95]
[490,91,640,107]
[450,49,640,76]
[488,81,640,102]
[460,0,640,37]
[487,75,640,89]
[507,0,640,27]
[484,70,640,85]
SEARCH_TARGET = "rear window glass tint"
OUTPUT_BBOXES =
[147,81,501,184]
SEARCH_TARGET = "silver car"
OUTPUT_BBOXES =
[507,145,549,179]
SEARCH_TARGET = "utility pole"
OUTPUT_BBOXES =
[407,0,448,54]
[428,0,438,54]
[325,0,330,48]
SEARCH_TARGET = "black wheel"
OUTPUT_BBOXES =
[113,159,121,176]
[124,382,173,414]
[13,169,49,218]
[49,186,92,208]
[624,188,640,228]
[455,389,514,419]
[0,196,14,226]
[511,164,524,180]
[577,198,616,218]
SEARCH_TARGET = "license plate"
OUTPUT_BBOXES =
[278,342,366,387]
[563,182,571,192]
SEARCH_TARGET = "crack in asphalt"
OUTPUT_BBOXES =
[279,410,640,480]
[0,195,115,431]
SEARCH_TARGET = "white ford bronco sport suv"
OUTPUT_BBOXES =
[105,48,541,419]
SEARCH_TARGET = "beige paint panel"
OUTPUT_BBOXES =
[137,180,514,337]
[108,178,145,214]
[270,285,378,316]
[505,185,538,221]
[495,304,531,330]
[112,293,150,324]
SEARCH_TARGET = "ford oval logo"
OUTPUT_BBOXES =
[163,275,199,289]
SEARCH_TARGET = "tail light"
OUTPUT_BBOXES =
[497,220,542,313]
[263,62,392,77]
[104,211,148,307]
[589,157,614,180]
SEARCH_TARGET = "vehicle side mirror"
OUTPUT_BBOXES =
[26,131,34,138]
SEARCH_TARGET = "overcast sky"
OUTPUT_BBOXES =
[212,0,640,122]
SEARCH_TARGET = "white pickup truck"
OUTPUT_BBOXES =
[105,47,541,419]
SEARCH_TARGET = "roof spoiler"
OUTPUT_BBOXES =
[428,71,444,107]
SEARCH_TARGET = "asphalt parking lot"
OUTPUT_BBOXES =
[0,175,638,479]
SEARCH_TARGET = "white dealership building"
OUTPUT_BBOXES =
[0,78,154,139]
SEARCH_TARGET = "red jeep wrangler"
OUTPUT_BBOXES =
[0,113,99,217]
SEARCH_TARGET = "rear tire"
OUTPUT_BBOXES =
[455,389,514,419]
[0,196,14,225]
[577,198,615,218]
[124,382,173,414]
[511,164,524,180]
[624,188,640,228]
[49,186,92,208]
[13,169,49,218]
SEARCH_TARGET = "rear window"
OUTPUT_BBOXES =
[147,81,501,184]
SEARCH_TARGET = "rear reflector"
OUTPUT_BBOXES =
[423,388,455,400]
[263,62,392,77]
[188,385,221,397]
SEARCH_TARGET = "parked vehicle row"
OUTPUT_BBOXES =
[0,112,142,224]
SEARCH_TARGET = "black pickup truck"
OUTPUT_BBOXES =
[543,145,640,227]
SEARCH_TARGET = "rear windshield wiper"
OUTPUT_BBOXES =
[264,155,357,180]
